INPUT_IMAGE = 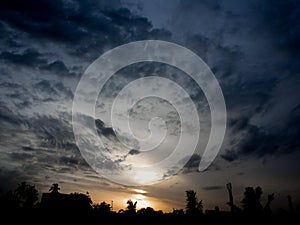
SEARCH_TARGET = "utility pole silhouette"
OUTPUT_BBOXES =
[263,193,274,215]
[226,183,234,212]
[111,200,114,211]
[287,195,294,214]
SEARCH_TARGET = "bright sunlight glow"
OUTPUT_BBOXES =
[133,170,161,184]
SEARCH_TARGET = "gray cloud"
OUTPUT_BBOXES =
[0,0,299,207]
[0,103,22,125]
[40,60,77,77]
[202,185,223,191]
[34,80,59,96]
[9,152,33,161]
[59,155,89,168]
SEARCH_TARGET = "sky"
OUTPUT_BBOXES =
[0,0,300,213]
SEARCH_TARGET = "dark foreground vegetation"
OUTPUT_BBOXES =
[0,182,298,225]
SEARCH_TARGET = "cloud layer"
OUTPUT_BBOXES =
[0,0,299,210]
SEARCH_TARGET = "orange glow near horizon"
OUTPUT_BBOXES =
[88,188,174,212]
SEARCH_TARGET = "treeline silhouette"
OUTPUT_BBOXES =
[0,182,297,225]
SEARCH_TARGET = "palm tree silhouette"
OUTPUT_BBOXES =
[126,199,137,214]
[185,190,203,215]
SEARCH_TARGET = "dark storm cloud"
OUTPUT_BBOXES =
[255,0,300,57]
[33,80,73,99]
[59,155,89,168]
[9,152,33,161]
[102,7,171,40]
[54,82,73,99]
[74,115,133,166]
[40,60,77,77]
[95,119,117,138]
[180,0,221,12]
[0,0,89,43]
[0,0,176,193]
[0,0,170,62]
[0,49,77,79]
[0,82,21,89]
[128,149,140,155]
[26,114,75,149]
[0,168,27,191]
[186,33,274,117]
[0,0,171,163]
[0,48,47,67]
[21,146,35,151]
[34,80,58,95]
[180,154,201,174]
[171,0,300,163]
[0,103,22,126]
[184,154,201,169]
[222,107,300,161]
[75,115,118,141]
[0,112,92,186]
[0,0,299,198]
[186,34,243,79]
[0,49,77,77]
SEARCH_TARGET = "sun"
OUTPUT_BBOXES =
[132,195,151,209]
[133,189,147,194]
[136,199,151,209]
[130,189,152,209]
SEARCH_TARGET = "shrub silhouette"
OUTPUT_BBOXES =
[14,182,38,208]
[94,201,111,215]
[241,186,263,215]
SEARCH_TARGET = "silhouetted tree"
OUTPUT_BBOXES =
[263,193,274,216]
[172,208,184,215]
[94,201,111,215]
[137,206,155,215]
[49,183,60,194]
[241,186,263,215]
[14,182,38,208]
[126,199,137,214]
[1,180,297,224]
[185,190,203,215]
[69,192,92,212]
[118,209,125,214]
[0,190,19,210]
